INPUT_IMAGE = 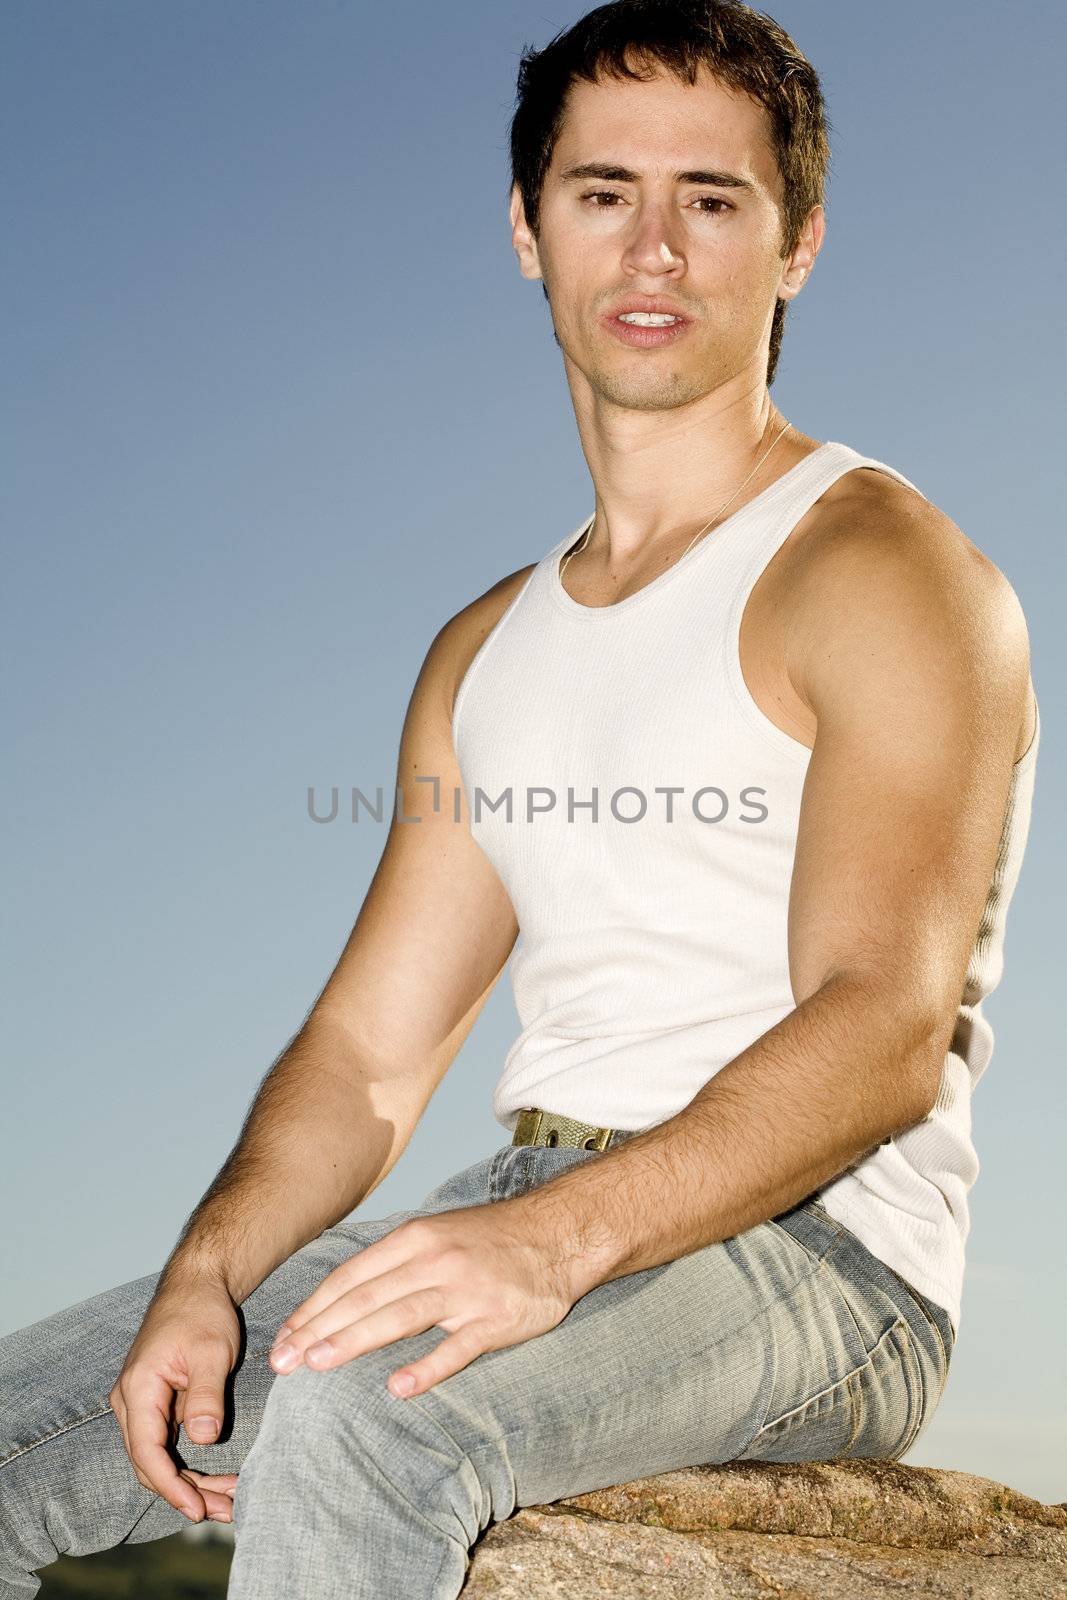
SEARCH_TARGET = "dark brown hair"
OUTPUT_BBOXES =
[508,0,832,385]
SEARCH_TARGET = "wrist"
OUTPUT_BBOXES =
[157,1248,236,1304]
[511,1184,623,1301]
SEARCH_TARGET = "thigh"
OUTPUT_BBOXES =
[455,1147,948,1493]
[738,1197,953,1464]
[240,1144,934,1526]
[414,1146,902,1504]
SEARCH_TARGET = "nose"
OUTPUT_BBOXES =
[620,203,686,277]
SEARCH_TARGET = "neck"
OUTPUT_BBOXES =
[570,396,804,573]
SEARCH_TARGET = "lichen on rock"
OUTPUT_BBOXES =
[460,1460,1067,1598]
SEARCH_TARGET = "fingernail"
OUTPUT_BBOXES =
[391,1372,416,1396]
[188,1417,218,1441]
[306,1340,333,1366]
[273,1325,292,1346]
[271,1341,297,1371]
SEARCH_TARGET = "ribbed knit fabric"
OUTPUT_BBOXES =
[452,441,1040,1334]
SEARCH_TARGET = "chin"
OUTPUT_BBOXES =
[592,368,712,412]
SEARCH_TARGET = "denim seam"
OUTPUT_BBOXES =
[894,1317,926,1457]
[819,1253,877,1370]
[789,1201,954,1365]
[515,1146,540,1195]
[767,1218,835,1268]
[810,1200,956,1345]
[780,1200,847,1247]
[488,1145,513,1204]
[759,1355,864,1438]
[501,1144,562,1200]
[929,1318,950,1403]
[769,1232,884,1408]
[821,1233,953,1387]
[0,1351,286,1470]
[842,1367,863,1454]
[905,1286,952,1374]
[807,1200,847,1234]
[0,1403,115,1469]
[757,1311,911,1447]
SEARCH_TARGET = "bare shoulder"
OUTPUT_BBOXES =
[418,562,539,735]
[789,467,1036,762]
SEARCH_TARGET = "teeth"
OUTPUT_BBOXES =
[618,311,678,326]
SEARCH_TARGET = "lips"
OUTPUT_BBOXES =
[603,317,692,348]
[604,296,692,322]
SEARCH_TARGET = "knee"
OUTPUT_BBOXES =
[235,1353,511,1548]
[0,1283,178,1577]
[0,1405,161,1583]
[0,1271,159,1456]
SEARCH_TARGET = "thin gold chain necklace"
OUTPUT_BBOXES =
[560,417,795,581]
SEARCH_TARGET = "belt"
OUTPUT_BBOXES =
[511,1105,641,1152]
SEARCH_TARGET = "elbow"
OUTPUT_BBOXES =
[905,1012,950,1123]
[825,971,949,1130]
[860,987,947,1130]
[910,1066,942,1123]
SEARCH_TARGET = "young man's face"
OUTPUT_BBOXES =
[511,61,819,412]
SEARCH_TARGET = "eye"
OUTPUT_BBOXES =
[580,190,732,215]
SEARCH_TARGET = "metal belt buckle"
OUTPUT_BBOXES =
[511,1106,615,1151]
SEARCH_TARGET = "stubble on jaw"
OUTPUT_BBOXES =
[543,287,733,415]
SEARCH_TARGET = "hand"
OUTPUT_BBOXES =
[108,1278,242,1524]
[178,1467,238,1524]
[267,1195,583,1399]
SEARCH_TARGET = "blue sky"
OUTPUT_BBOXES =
[3,0,1064,1504]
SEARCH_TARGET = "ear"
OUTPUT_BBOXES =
[777,202,825,302]
[510,183,544,283]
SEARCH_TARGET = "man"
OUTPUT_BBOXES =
[0,3,1039,1597]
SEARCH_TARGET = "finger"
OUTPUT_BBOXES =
[180,1352,233,1446]
[271,1266,429,1373]
[110,1393,162,1498]
[125,1378,206,1522]
[179,1472,234,1517]
[387,1321,492,1399]
[111,1398,166,1498]
[282,1285,447,1376]
[110,1391,158,1496]
[179,1470,235,1522]
[182,1468,239,1494]
[276,1229,419,1340]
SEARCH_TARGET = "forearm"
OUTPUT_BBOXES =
[155,1015,425,1304]
[520,973,944,1296]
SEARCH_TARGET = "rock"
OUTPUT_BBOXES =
[460,1460,1067,1598]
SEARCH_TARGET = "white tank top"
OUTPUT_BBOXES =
[452,440,1040,1334]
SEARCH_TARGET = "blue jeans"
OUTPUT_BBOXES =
[0,1142,954,1598]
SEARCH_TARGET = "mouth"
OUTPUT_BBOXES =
[600,311,693,348]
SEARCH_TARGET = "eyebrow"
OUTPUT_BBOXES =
[558,160,757,193]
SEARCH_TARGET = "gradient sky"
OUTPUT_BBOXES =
[3,0,1064,1506]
